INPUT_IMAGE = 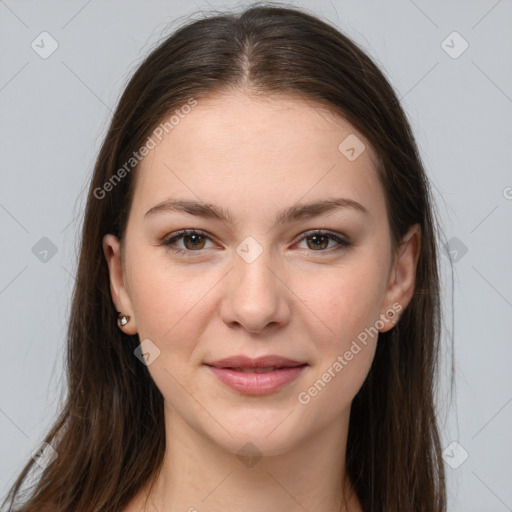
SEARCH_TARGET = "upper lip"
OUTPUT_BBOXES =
[205,355,307,369]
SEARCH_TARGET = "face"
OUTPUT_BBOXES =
[103,90,420,457]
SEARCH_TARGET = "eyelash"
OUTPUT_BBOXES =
[161,229,350,257]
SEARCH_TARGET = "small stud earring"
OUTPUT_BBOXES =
[118,314,130,327]
[386,310,399,325]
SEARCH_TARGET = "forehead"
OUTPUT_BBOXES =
[130,90,385,224]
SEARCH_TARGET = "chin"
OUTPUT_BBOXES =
[205,418,303,458]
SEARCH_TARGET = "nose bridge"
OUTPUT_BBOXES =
[222,235,289,332]
[235,239,275,292]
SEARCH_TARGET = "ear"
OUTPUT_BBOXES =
[102,234,138,335]
[378,224,421,333]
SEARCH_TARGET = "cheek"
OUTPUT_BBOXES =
[293,268,382,418]
[294,258,387,349]
[296,337,376,435]
[131,266,211,341]
[288,254,385,407]
[127,259,214,396]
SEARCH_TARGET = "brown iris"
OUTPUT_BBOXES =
[183,233,206,250]
[306,234,329,250]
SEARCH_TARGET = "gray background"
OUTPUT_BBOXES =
[1,1,511,510]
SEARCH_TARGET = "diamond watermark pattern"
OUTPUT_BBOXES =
[134,338,161,365]
[32,237,58,263]
[31,32,59,59]
[237,442,262,468]
[31,442,58,469]
[236,236,263,264]
[338,134,366,161]
[442,441,469,469]
[444,236,468,263]
[441,31,469,59]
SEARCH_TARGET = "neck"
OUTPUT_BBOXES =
[136,401,362,512]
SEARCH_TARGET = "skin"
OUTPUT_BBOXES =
[103,89,420,512]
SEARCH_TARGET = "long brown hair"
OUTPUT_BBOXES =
[2,3,450,511]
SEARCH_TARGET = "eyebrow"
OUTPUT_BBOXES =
[144,197,370,229]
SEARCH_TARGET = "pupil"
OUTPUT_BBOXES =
[310,235,327,249]
[187,234,202,248]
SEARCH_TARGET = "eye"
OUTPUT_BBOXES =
[295,230,350,252]
[161,229,350,256]
[162,229,216,255]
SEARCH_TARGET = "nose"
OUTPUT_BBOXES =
[220,248,291,334]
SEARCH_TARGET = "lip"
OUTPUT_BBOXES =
[206,355,306,369]
[206,366,307,395]
[204,355,308,395]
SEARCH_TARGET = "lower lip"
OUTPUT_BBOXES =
[206,365,307,395]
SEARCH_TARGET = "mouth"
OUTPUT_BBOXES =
[217,365,307,373]
[205,354,307,370]
[204,356,309,395]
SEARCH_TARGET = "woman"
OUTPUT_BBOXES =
[3,4,449,511]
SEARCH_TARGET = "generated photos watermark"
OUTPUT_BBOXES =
[297,301,403,405]
[94,97,198,200]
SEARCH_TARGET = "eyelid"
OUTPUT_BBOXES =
[162,229,219,251]
[161,228,350,256]
[295,229,349,245]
